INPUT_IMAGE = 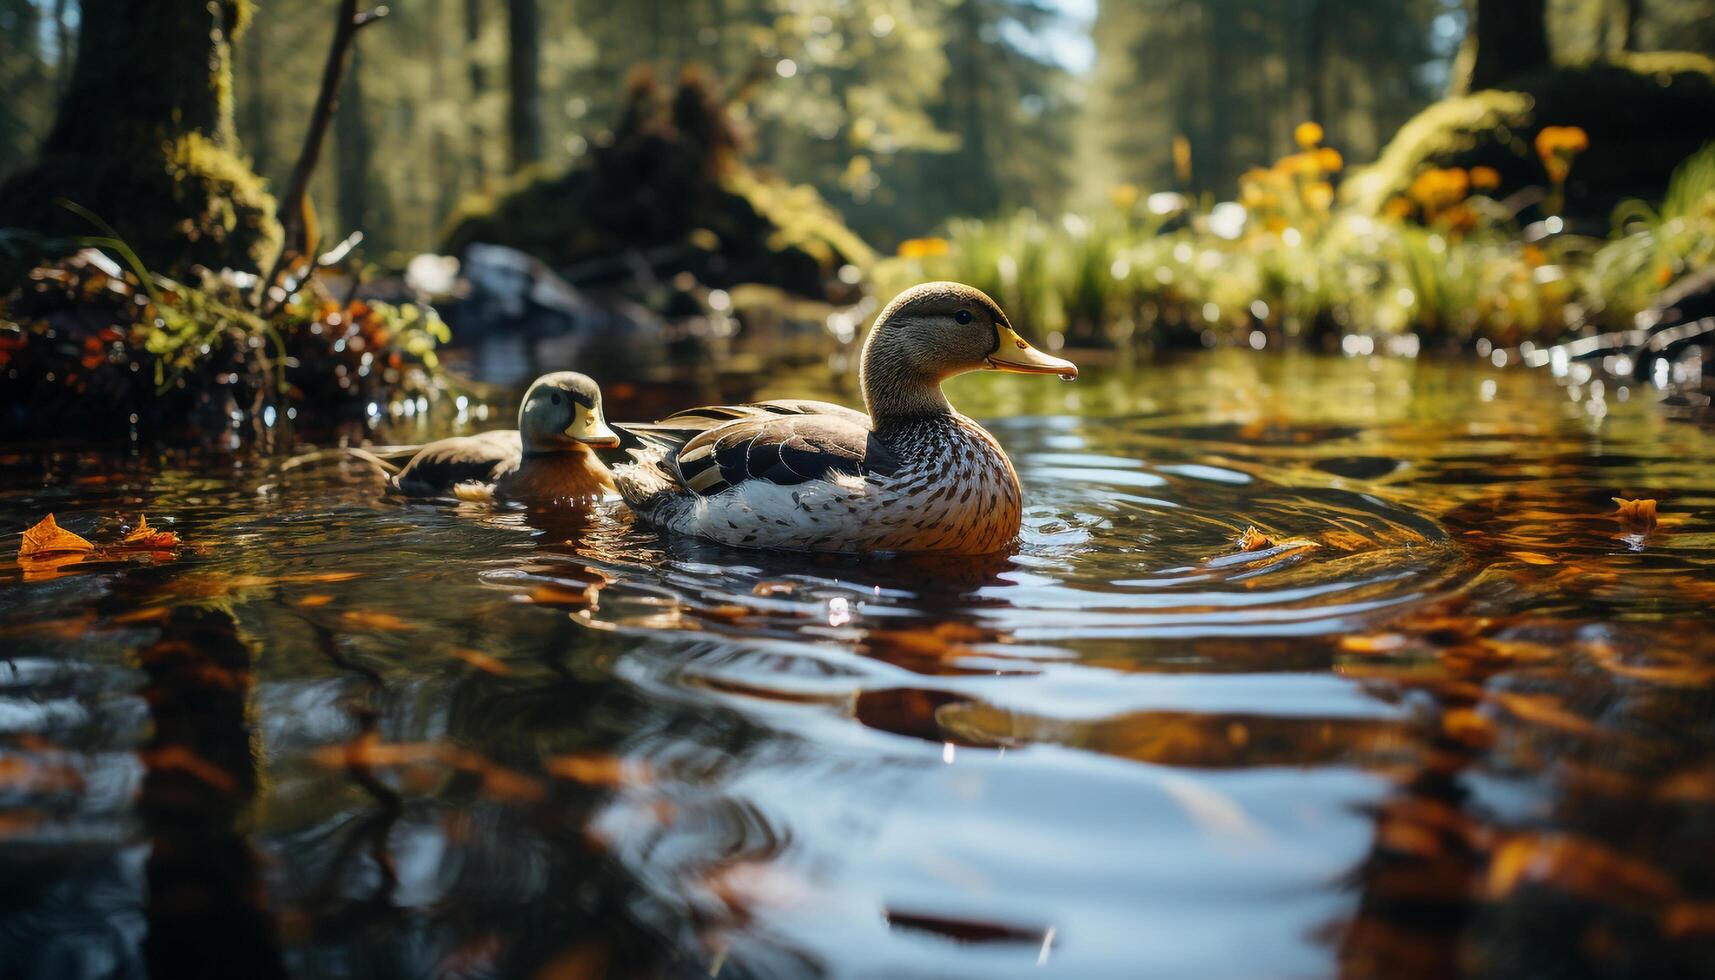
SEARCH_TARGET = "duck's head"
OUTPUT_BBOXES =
[518,372,621,454]
[861,281,1077,420]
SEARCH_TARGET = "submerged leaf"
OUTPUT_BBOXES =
[18,514,95,558]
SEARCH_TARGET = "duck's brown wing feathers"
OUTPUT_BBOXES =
[618,401,897,498]
[392,430,522,496]
[671,413,901,496]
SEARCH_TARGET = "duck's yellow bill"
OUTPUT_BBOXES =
[565,410,622,448]
[987,326,1079,378]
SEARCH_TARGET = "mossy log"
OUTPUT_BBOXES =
[1346,53,1715,224]
[0,0,280,287]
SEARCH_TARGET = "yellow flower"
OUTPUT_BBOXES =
[1408,167,1470,210]
[1109,183,1141,209]
[1304,181,1335,211]
[1470,165,1501,191]
[1383,197,1414,221]
[1316,147,1343,173]
[897,237,950,259]
[1295,121,1324,149]
[1276,152,1320,178]
[1535,126,1589,184]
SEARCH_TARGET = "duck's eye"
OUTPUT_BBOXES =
[955,310,973,325]
[550,393,562,406]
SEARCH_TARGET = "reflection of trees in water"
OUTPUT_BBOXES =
[0,563,287,980]
[1333,603,1715,978]
[267,596,832,976]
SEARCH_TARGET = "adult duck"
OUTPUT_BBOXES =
[391,372,620,503]
[612,282,1076,553]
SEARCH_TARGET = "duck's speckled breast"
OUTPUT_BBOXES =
[865,413,1023,553]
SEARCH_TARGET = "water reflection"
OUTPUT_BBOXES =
[2,352,1714,977]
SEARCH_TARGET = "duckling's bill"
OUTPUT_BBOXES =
[566,405,622,448]
[986,324,1079,379]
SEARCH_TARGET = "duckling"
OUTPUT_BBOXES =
[612,282,1077,554]
[392,372,620,503]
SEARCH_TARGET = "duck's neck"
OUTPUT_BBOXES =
[862,343,953,434]
[522,439,593,460]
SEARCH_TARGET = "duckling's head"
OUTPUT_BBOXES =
[517,372,620,454]
[861,281,1077,420]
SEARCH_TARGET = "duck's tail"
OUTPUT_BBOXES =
[280,444,419,479]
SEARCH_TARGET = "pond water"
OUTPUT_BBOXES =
[3,351,1713,979]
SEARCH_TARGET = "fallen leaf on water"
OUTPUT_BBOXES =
[1491,691,1601,737]
[113,514,181,550]
[1340,633,1410,654]
[1507,551,1557,566]
[1612,497,1657,531]
[340,609,413,631]
[295,594,334,608]
[18,514,94,558]
[450,647,510,675]
[528,583,596,608]
[1664,902,1715,937]
[544,752,655,788]
[1486,834,1675,904]
[1237,526,1275,551]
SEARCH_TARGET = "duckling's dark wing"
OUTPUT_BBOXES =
[392,430,522,496]
[671,412,900,496]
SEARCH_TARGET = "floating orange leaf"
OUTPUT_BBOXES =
[450,647,510,675]
[1665,903,1715,938]
[18,514,94,559]
[1612,497,1657,531]
[340,609,413,631]
[1486,834,1674,904]
[114,514,181,550]
[545,752,656,788]
[1237,526,1275,551]
[529,583,597,607]
[1507,551,1557,566]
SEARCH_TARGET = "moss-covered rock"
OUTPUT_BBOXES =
[442,69,870,306]
[1346,53,1715,224]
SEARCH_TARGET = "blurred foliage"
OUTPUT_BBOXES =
[1344,53,1715,225]
[880,132,1715,349]
[0,248,450,442]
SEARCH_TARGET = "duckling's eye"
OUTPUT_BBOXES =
[550,393,562,406]
[955,310,973,325]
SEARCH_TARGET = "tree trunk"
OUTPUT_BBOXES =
[464,0,489,185]
[506,0,544,171]
[0,0,279,284]
[239,7,274,176]
[1451,0,1551,95]
[1618,0,1642,53]
[335,46,373,238]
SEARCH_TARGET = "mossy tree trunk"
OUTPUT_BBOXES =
[0,0,280,284]
[1451,0,1552,95]
[506,0,545,171]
